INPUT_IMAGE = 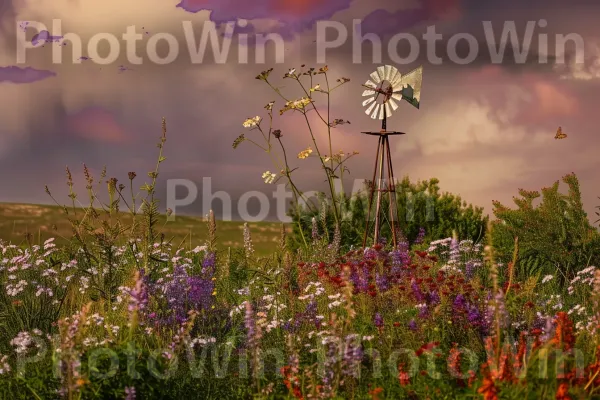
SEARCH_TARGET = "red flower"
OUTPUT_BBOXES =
[555,382,572,400]
[398,363,410,386]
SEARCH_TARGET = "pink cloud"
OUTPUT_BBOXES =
[176,0,352,36]
[65,107,130,143]
[532,81,578,117]
[0,66,56,84]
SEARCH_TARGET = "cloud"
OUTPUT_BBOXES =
[556,42,600,80]
[0,65,56,83]
[360,1,461,36]
[65,106,130,143]
[176,0,353,36]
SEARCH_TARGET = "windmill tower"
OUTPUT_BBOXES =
[360,65,423,248]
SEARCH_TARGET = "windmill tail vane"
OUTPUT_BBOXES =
[360,65,423,248]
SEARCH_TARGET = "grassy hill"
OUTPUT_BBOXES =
[0,202,286,255]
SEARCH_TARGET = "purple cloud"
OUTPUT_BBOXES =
[360,0,462,35]
[0,66,56,84]
[175,0,352,36]
[31,30,64,46]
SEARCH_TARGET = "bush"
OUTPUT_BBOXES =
[288,176,489,251]
[491,172,600,284]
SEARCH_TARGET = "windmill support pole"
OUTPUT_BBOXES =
[362,139,381,248]
[385,134,399,247]
[373,134,386,245]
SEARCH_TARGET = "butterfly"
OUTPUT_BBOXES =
[555,126,567,139]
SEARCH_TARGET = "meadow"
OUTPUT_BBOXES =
[0,202,284,256]
[1,66,599,399]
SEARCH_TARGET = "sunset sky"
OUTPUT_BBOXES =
[0,0,598,222]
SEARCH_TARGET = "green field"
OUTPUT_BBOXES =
[0,202,286,255]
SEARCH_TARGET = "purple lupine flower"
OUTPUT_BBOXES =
[165,265,190,324]
[453,294,467,312]
[127,271,148,315]
[411,280,425,303]
[417,304,428,319]
[408,319,418,331]
[427,291,440,306]
[375,273,389,292]
[244,301,261,348]
[486,290,509,330]
[124,386,136,400]
[465,260,475,280]
[414,227,425,245]
[374,313,384,329]
[355,268,369,293]
[363,247,378,260]
[187,276,214,311]
[321,339,337,397]
[342,334,363,378]
[202,252,216,274]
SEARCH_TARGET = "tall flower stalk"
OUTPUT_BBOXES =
[234,66,357,246]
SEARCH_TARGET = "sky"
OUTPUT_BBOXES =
[0,0,599,223]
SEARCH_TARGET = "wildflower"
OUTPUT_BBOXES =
[297,147,313,159]
[243,223,254,258]
[368,387,383,400]
[478,363,499,400]
[408,319,417,331]
[264,101,275,110]
[280,97,312,115]
[243,116,261,128]
[551,312,575,351]
[125,386,136,400]
[413,227,426,244]
[232,133,245,148]
[255,68,273,81]
[398,363,410,386]
[555,382,572,400]
[262,171,276,184]
[374,313,384,329]
[272,129,282,139]
[309,84,321,92]
[542,274,554,284]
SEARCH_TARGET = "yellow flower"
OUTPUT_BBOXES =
[212,290,217,296]
[242,116,261,128]
[262,171,276,184]
[310,84,321,92]
[279,97,312,115]
[297,147,313,159]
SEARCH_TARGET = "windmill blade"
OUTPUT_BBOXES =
[362,89,376,96]
[370,71,381,83]
[370,103,380,119]
[366,101,377,116]
[389,68,400,86]
[388,98,399,110]
[376,65,386,81]
[383,65,393,81]
[385,102,393,117]
[362,97,375,106]
[391,93,402,101]
[378,105,385,119]
[364,80,377,89]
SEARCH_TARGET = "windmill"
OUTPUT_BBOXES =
[360,65,422,248]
